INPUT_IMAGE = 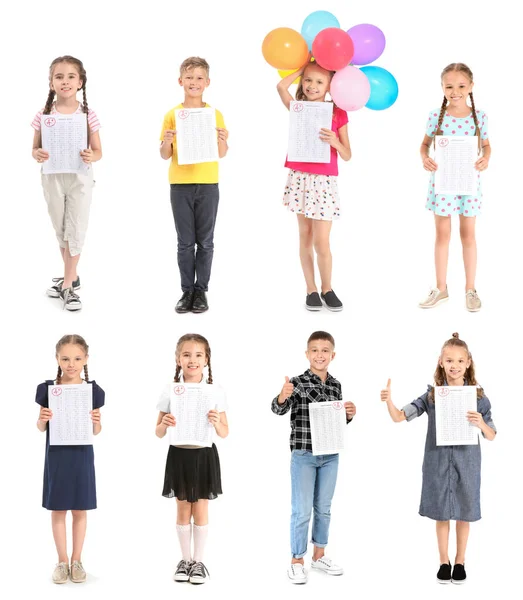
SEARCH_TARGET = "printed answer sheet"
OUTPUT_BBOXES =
[288,101,333,163]
[48,384,93,445]
[175,108,218,165]
[434,136,478,195]
[41,113,88,174]
[309,401,345,455]
[169,383,217,447]
[435,386,479,446]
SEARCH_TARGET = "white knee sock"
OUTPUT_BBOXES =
[192,524,209,563]
[176,524,192,561]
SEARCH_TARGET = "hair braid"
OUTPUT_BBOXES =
[174,365,182,383]
[469,91,481,153]
[43,89,56,115]
[433,96,448,149]
[56,366,62,385]
[83,364,90,382]
[207,357,213,384]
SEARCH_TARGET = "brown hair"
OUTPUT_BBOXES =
[43,56,89,115]
[174,334,213,384]
[55,334,89,384]
[307,331,335,348]
[434,63,481,152]
[179,57,210,78]
[429,332,483,401]
[296,63,335,102]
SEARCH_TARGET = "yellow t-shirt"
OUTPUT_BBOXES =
[160,103,225,184]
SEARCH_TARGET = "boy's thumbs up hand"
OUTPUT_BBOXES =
[380,379,392,403]
[279,376,294,404]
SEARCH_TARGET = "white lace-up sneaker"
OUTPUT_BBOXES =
[419,287,449,308]
[311,555,344,575]
[465,289,481,312]
[52,562,69,584]
[288,562,308,584]
[70,560,86,583]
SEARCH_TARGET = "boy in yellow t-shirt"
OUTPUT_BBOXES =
[160,57,228,314]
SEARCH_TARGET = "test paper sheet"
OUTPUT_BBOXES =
[288,101,333,163]
[309,401,345,456]
[169,383,216,447]
[435,386,479,446]
[175,107,218,165]
[41,113,88,174]
[48,384,93,446]
[434,136,478,195]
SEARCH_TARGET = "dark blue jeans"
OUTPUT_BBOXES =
[170,184,220,292]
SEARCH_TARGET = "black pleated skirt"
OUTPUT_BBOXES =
[162,444,222,502]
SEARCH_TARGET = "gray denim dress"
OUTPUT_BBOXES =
[402,386,496,522]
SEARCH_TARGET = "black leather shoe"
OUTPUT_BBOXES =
[175,291,194,313]
[192,291,209,313]
[437,562,452,584]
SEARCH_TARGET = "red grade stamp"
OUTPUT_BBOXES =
[51,387,62,396]
[178,110,189,120]
[437,387,450,397]
[332,401,343,410]
[293,103,304,113]
[438,137,449,148]
[44,117,56,127]
[174,385,185,395]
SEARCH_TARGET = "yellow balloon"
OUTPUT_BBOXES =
[278,69,301,84]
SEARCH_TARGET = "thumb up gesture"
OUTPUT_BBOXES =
[380,378,392,403]
[278,376,294,404]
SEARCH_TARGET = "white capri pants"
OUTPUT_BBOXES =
[41,170,94,257]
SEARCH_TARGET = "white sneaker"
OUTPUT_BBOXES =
[288,563,308,584]
[311,556,344,575]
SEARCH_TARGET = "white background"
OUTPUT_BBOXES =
[0,0,521,599]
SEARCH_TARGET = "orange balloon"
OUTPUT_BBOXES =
[278,69,301,84]
[262,27,308,70]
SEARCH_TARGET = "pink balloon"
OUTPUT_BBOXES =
[312,28,354,71]
[330,66,371,111]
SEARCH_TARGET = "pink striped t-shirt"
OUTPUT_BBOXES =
[31,102,100,133]
[285,106,348,176]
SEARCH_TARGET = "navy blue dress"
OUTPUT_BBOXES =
[35,380,105,511]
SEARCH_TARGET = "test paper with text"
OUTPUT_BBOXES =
[288,101,333,163]
[435,386,480,446]
[48,384,93,446]
[434,136,478,196]
[41,113,88,174]
[169,383,217,447]
[175,108,218,165]
[309,401,345,455]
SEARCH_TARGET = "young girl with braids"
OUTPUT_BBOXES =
[35,334,105,584]
[32,56,102,311]
[277,57,351,312]
[156,334,228,585]
[419,63,490,312]
[381,333,496,584]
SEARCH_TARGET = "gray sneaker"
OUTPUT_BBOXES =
[52,562,69,584]
[419,287,448,308]
[70,560,86,583]
[60,287,82,311]
[174,559,193,582]
[466,289,481,312]
[46,276,80,298]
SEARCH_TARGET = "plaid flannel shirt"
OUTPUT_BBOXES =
[271,369,351,451]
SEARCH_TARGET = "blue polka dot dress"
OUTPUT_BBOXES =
[425,109,488,217]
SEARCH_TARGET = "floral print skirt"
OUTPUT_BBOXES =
[283,169,340,221]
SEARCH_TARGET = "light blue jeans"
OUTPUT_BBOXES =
[290,450,339,558]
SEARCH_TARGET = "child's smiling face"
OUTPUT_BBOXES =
[178,67,210,99]
[177,341,207,382]
[305,339,335,375]
[51,62,82,100]
[56,343,88,382]
[441,70,473,110]
[439,346,471,385]
[301,65,331,101]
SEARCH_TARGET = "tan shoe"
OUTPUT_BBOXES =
[419,287,449,308]
[466,289,481,312]
[70,560,87,583]
[52,562,69,584]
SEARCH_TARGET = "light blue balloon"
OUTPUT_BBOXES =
[301,11,340,50]
[360,66,398,110]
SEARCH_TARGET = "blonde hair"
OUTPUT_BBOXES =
[44,56,89,115]
[434,63,481,152]
[429,332,483,401]
[296,63,335,102]
[180,57,210,78]
[174,333,213,384]
[55,334,89,384]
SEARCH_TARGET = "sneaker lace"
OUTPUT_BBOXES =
[428,289,438,299]
[190,562,209,577]
[176,559,189,570]
[466,290,479,300]
[57,563,68,575]
[64,289,81,303]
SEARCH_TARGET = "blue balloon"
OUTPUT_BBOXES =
[301,11,340,50]
[360,66,398,110]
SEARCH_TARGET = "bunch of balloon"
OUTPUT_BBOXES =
[262,11,398,112]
